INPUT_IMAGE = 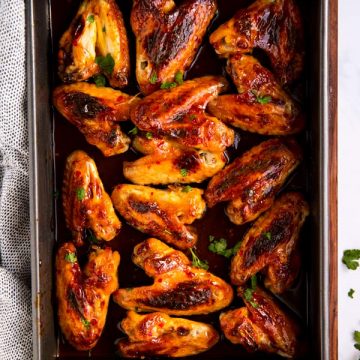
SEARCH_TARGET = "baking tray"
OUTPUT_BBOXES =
[27,0,338,359]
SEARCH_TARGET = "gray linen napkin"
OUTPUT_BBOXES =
[0,0,32,358]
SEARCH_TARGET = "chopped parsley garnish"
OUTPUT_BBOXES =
[85,229,100,245]
[160,81,177,89]
[182,185,193,193]
[76,187,85,201]
[128,126,138,135]
[189,248,209,270]
[175,71,184,85]
[87,15,95,23]
[250,274,257,290]
[65,252,77,263]
[145,132,153,139]
[263,232,272,240]
[149,72,158,84]
[208,235,241,258]
[342,249,360,270]
[81,318,91,329]
[251,90,272,105]
[95,54,115,75]
[354,331,360,351]
[242,275,259,308]
[348,288,355,299]
[180,168,188,177]
[93,74,106,87]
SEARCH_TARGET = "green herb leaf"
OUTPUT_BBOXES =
[87,15,95,23]
[128,126,138,135]
[355,343,360,351]
[348,288,355,299]
[81,318,91,329]
[263,232,271,240]
[182,185,193,193]
[180,168,188,177]
[160,81,177,89]
[95,54,115,75]
[145,132,153,139]
[251,90,272,105]
[251,275,257,290]
[249,300,259,308]
[149,72,158,84]
[93,74,106,87]
[85,229,100,245]
[175,71,184,85]
[76,188,86,201]
[189,248,209,270]
[208,236,241,258]
[355,331,360,343]
[209,235,215,242]
[65,252,77,263]
[243,287,258,308]
[342,249,360,270]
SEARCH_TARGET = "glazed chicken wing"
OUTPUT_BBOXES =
[56,242,120,350]
[208,54,304,135]
[230,192,309,293]
[131,0,217,94]
[113,238,233,315]
[62,150,121,247]
[53,83,140,156]
[220,286,300,358]
[209,0,304,85]
[58,0,130,87]
[124,135,227,185]
[111,184,206,249]
[117,311,219,358]
[205,138,302,225]
[130,76,234,152]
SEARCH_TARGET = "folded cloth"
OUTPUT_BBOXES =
[0,0,32,359]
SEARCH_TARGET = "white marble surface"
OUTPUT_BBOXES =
[338,0,360,359]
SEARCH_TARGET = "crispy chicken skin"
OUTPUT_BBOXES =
[111,184,206,249]
[208,54,304,135]
[130,76,234,152]
[209,0,304,85]
[131,0,217,94]
[117,311,219,358]
[113,238,233,315]
[53,83,140,156]
[58,0,130,87]
[205,138,302,225]
[220,286,300,358]
[62,150,121,246]
[124,135,227,185]
[230,192,309,293]
[56,242,120,350]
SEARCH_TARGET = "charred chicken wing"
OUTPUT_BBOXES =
[111,184,206,249]
[58,0,130,87]
[208,54,304,135]
[205,138,302,225]
[117,311,219,358]
[63,150,121,246]
[209,0,304,85]
[56,242,120,350]
[220,286,300,358]
[53,83,140,156]
[230,192,309,293]
[131,0,217,94]
[113,238,233,315]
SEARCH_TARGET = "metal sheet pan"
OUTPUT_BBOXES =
[27,0,338,359]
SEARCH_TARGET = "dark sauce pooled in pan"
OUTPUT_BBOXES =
[50,0,314,358]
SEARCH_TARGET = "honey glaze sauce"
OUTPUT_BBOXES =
[51,0,312,358]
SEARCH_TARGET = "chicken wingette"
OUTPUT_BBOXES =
[113,238,233,315]
[53,83,140,156]
[230,192,309,294]
[117,311,219,358]
[205,138,302,225]
[56,242,120,350]
[131,0,217,94]
[208,54,304,135]
[220,286,300,358]
[209,0,304,85]
[58,0,130,87]
[62,150,121,247]
[111,184,206,249]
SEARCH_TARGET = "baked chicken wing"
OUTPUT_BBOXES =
[124,134,227,185]
[230,192,309,293]
[220,286,300,358]
[63,150,121,247]
[117,311,219,358]
[131,0,217,94]
[208,54,304,135]
[113,238,233,315]
[111,184,206,249]
[53,83,140,156]
[209,0,304,85]
[58,0,130,88]
[205,138,302,225]
[56,242,120,350]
